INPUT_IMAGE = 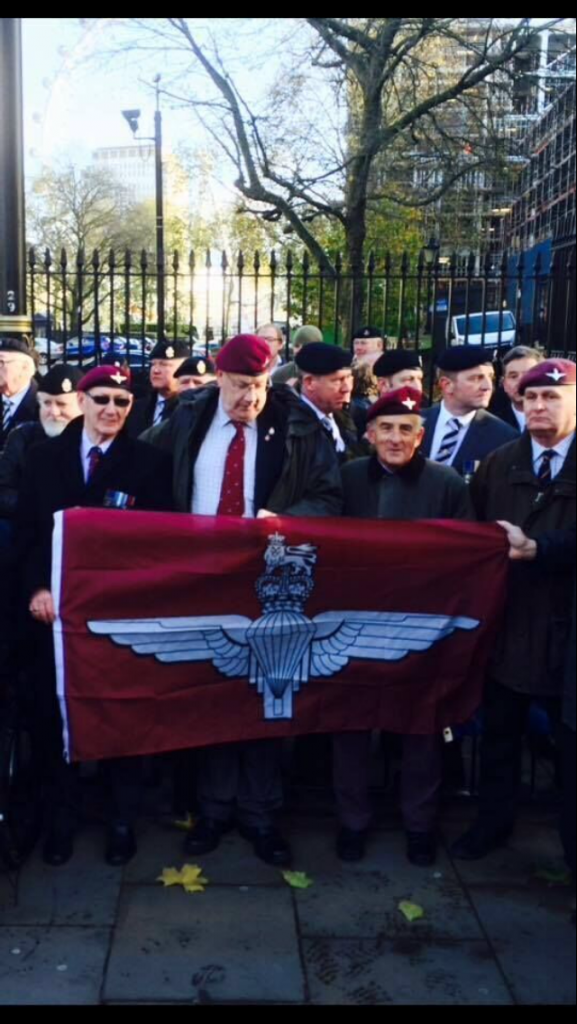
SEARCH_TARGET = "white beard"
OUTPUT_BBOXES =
[42,420,68,438]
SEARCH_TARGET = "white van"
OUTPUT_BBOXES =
[448,310,517,347]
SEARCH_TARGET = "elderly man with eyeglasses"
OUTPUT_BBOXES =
[142,333,342,867]
[16,364,174,869]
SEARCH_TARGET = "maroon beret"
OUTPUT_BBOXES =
[78,364,132,392]
[518,358,576,395]
[366,386,423,424]
[215,334,273,376]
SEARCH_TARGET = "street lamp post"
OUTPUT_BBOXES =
[122,75,165,341]
[0,17,32,341]
[422,235,439,337]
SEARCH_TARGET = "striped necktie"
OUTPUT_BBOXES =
[153,397,166,426]
[537,449,556,490]
[2,397,14,437]
[436,417,462,464]
[322,415,345,454]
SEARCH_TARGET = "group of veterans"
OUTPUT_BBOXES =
[0,325,574,905]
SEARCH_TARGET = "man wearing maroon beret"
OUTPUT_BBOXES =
[452,359,576,860]
[142,333,343,866]
[335,387,474,866]
[17,364,174,868]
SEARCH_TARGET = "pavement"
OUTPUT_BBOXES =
[1,762,575,1005]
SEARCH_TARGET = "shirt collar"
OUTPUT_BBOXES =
[3,383,31,414]
[81,428,115,461]
[300,394,334,425]
[440,401,477,428]
[216,395,258,432]
[531,432,575,463]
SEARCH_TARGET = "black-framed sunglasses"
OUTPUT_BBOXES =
[85,392,131,409]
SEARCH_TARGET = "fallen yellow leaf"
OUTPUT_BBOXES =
[173,813,196,832]
[156,864,209,894]
[157,866,185,888]
[398,900,425,922]
[282,870,314,890]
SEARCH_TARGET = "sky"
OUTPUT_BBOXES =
[21,18,291,182]
[23,18,186,174]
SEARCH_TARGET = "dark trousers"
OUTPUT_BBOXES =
[561,724,576,878]
[333,731,443,833]
[28,624,141,833]
[197,739,284,829]
[477,678,561,832]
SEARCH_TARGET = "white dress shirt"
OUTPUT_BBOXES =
[1,383,32,424]
[300,395,345,454]
[512,405,526,431]
[192,397,258,517]
[429,402,477,465]
[531,433,575,481]
[81,430,114,483]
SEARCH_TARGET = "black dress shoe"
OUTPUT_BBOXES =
[238,824,292,866]
[406,831,437,867]
[184,817,232,856]
[450,823,512,861]
[336,827,367,863]
[43,830,74,867]
[105,825,137,866]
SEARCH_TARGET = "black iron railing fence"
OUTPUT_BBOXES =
[27,244,575,371]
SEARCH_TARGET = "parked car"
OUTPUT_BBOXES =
[34,337,64,371]
[63,334,111,364]
[102,336,155,367]
[447,310,517,348]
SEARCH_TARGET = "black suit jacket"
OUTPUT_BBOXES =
[421,404,518,475]
[126,392,179,438]
[489,389,524,432]
[17,416,174,599]
[0,382,39,452]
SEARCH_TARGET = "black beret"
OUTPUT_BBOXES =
[149,339,191,360]
[0,337,35,360]
[437,347,494,373]
[373,350,423,378]
[352,324,383,341]
[174,355,216,378]
[295,343,353,375]
[37,364,83,396]
[101,353,130,368]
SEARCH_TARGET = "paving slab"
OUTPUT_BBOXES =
[0,829,121,926]
[290,826,483,941]
[443,816,567,887]
[303,936,514,1005]
[468,886,576,1005]
[0,926,111,1005]
[104,884,304,1003]
[124,819,281,887]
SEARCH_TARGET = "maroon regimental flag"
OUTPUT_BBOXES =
[51,510,508,762]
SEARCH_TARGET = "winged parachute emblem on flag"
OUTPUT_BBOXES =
[89,532,479,720]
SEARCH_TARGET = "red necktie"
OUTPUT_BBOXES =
[87,445,103,482]
[217,423,246,516]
